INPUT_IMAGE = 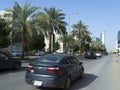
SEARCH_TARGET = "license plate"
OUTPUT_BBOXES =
[34,81,43,86]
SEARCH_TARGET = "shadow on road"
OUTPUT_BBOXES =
[70,73,97,90]
[31,73,97,90]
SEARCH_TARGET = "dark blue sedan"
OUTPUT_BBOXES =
[25,54,84,90]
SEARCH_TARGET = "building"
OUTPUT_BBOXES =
[0,10,12,20]
[0,10,6,18]
[44,32,63,53]
[100,31,105,44]
[116,31,120,51]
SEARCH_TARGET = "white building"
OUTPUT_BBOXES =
[102,31,105,44]
[0,10,6,17]
[100,31,105,44]
[116,31,120,51]
[0,10,12,20]
[44,33,63,53]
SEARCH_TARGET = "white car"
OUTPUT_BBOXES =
[95,52,102,57]
[11,51,22,57]
[34,51,44,56]
[117,52,120,56]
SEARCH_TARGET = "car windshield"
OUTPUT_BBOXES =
[36,55,61,63]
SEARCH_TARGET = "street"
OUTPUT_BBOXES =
[0,54,120,90]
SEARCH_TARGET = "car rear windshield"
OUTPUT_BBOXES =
[36,55,61,63]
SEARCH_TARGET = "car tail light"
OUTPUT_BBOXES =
[47,67,61,72]
[27,65,34,70]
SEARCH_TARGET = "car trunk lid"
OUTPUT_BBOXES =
[27,63,62,75]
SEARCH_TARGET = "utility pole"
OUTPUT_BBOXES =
[68,12,79,54]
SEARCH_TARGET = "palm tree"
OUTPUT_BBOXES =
[44,7,67,53]
[7,1,39,59]
[82,25,91,43]
[32,12,49,37]
[72,20,91,54]
[0,18,10,48]
[91,38,106,52]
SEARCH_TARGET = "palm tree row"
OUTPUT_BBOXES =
[5,1,97,58]
[6,1,68,59]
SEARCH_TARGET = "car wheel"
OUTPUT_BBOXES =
[14,63,21,70]
[64,77,71,90]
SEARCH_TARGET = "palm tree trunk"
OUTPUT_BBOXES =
[21,26,26,59]
[63,42,66,54]
[79,39,81,55]
[49,32,52,53]
[51,33,54,53]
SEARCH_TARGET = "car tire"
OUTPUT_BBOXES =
[63,77,71,90]
[94,57,96,59]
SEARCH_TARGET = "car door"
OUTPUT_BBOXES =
[73,57,83,77]
[66,57,79,80]
[61,57,75,79]
[0,53,12,69]
[0,54,5,70]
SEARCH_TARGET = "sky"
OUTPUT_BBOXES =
[0,0,120,51]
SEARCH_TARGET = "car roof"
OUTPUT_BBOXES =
[35,54,73,64]
[42,54,72,60]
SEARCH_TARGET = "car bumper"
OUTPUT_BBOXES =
[25,73,67,88]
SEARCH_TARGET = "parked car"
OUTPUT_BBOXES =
[34,51,44,56]
[0,51,21,70]
[85,50,96,59]
[103,52,108,55]
[11,51,22,57]
[95,52,102,57]
[25,54,84,90]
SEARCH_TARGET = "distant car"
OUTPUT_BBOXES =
[11,51,22,57]
[85,50,96,59]
[25,54,84,89]
[34,51,44,56]
[0,51,21,70]
[103,52,108,55]
[95,52,102,57]
[117,52,120,56]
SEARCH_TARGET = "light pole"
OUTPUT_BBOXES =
[68,12,79,35]
[68,12,79,54]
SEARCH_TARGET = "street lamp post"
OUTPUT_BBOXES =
[68,12,79,35]
[68,12,79,54]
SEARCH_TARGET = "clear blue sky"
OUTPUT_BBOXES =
[1,0,120,51]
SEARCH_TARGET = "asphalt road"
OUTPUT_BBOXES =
[0,54,120,90]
